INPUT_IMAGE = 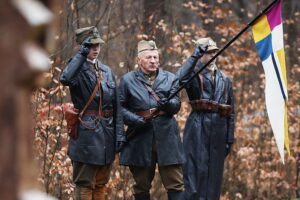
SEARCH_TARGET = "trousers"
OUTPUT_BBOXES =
[129,139,184,195]
[73,162,111,200]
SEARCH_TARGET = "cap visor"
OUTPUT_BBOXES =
[207,46,219,51]
[91,38,105,44]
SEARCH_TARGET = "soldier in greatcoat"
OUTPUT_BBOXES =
[60,26,125,200]
[119,40,185,200]
[176,37,235,200]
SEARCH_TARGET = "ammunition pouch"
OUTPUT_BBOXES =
[65,107,80,139]
[190,99,231,116]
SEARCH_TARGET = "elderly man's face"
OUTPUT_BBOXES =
[87,43,101,60]
[137,50,159,74]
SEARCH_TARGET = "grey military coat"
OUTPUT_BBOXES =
[60,53,125,165]
[176,57,235,200]
[119,68,185,166]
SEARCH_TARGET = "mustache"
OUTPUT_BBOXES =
[149,63,159,67]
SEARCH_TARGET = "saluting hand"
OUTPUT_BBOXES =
[79,37,93,57]
[191,45,208,59]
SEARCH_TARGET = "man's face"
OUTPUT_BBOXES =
[201,50,217,65]
[137,50,159,74]
[87,43,100,60]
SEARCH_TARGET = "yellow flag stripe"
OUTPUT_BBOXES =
[252,14,272,43]
[276,49,287,89]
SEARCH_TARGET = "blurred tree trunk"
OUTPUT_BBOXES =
[0,1,29,199]
[0,0,58,199]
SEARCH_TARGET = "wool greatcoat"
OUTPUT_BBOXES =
[60,53,125,165]
[176,57,235,200]
[119,68,185,166]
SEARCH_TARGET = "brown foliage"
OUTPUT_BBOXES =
[33,0,300,199]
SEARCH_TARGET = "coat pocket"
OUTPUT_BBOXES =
[101,81,116,102]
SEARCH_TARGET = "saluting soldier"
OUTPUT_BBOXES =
[118,40,185,200]
[176,37,235,200]
[60,26,125,200]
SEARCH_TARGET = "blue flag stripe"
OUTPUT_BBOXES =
[255,34,273,61]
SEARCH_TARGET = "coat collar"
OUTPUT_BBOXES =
[135,68,165,89]
[196,62,223,87]
[81,59,107,72]
[96,60,107,72]
[196,62,213,83]
[135,68,151,85]
[152,68,165,90]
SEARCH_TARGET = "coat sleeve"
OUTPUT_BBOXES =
[119,76,145,126]
[166,76,181,115]
[60,53,86,86]
[176,56,198,86]
[226,78,235,144]
[111,72,126,142]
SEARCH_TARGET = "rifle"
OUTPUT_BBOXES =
[166,0,280,101]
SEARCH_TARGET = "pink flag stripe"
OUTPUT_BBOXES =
[266,0,282,31]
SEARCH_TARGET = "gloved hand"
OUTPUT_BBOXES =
[157,98,177,113]
[78,37,93,57]
[115,141,126,153]
[191,45,208,59]
[225,143,232,157]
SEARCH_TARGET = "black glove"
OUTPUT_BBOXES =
[115,141,126,153]
[158,98,175,113]
[157,98,169,112]
[191,45,208,59]
[225,143,232,157]
[78,37,93,57]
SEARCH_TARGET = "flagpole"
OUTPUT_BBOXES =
[167,0,280,100]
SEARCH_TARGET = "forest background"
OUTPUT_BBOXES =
[23,0,300,199]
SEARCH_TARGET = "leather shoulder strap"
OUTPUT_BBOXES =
[198,73,204,99]
[79,70,102,118]
[143,83,161,102]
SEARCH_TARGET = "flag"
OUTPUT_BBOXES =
[251,0,290,163]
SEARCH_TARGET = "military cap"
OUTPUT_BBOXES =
[75,26,104,44]
[137,40,158,53]
[193,37,219,52]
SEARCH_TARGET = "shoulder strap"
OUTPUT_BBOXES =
[223,76,228,103]
[198,73,204,99]
[79,70,103,118]
[143,83,161,102]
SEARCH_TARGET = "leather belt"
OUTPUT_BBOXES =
[190,99,231,116]
[135,108,166,120]
[81,109,113,117]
